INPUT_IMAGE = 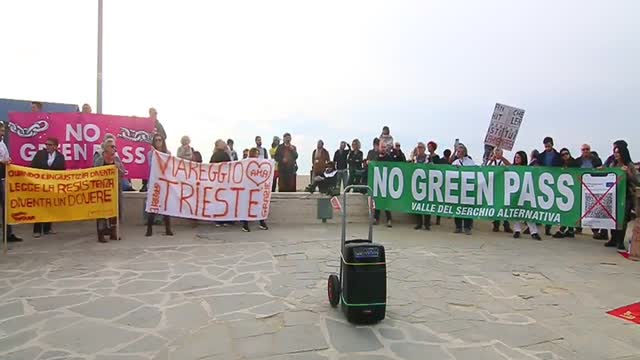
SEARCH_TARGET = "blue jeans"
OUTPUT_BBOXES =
[336,169,348,189]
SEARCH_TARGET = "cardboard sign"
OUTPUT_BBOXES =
[145,151,274,221]
[483,103,525,151]
[6,164,118,224]
[8,112,154,179]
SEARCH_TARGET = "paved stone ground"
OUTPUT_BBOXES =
[1,221,639,360]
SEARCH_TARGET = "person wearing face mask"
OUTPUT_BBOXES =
[451,144,475,235]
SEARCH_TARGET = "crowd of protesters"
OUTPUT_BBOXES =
[286,126,637,252]
[1,104,637,252]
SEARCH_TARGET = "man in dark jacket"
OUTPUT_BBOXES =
[574,144,604,238]
[392,142,407,162]
[539,137,563,167]
[31,137,66,237]
[333,141,350,190]
[539,137,562,235]
[575,144,603,168]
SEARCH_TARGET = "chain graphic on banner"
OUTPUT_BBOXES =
[118,127,152,143]
[8,120,49,138]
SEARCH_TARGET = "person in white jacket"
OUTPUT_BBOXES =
[452,144,474,234]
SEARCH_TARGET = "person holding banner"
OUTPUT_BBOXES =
[141,107,166,193]
[605,146,638,251]
[242,148,269,232]
[0,122,23,242]
[426,141,440,164]
[30,137,66,238]
[511,151,542,240]
[552,148,579,239]
[94,137,125,242]
[452,144,475,235]
[487,148,513,234]
[373,142,397,227]
[413,142,432,231]
[146,135,174,237]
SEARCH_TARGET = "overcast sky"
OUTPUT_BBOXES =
[1,0,638,171]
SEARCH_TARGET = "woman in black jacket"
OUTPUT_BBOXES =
[346,139,364,190]
[552,148,579,238]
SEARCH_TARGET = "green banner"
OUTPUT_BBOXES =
[369,162,627,229]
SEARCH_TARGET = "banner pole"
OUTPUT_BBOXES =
[116,168,120,241]
[3,171,8,255]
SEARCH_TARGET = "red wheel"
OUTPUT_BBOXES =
[327,274,340,307]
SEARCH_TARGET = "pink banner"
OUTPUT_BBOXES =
[8,112,154,179]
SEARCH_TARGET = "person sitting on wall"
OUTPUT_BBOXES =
[305,161,339,195]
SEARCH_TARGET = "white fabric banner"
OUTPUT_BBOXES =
[145,151,274,221]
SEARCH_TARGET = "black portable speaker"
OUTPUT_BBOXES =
[341,240,386,324]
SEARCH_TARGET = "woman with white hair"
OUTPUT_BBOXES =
[177,135,194,161]
[94,136,126,242]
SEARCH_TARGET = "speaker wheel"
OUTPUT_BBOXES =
[327,274,340,307]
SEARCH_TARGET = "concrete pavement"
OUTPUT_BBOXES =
[0,221,639,359]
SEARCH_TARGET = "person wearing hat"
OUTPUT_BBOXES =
[270,136,281,192]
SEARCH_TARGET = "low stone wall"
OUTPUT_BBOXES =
[122,192,384,225]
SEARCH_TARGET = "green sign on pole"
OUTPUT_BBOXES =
[369,162,627,229]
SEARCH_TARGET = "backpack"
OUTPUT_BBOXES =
[192,150,203,163]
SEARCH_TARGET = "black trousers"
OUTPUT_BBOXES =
[611,198,633,247]
[455,218,473,230]
[416,214,431,227]
[492,220,510,228]
[374,210,391,221]
[33,222,52,234]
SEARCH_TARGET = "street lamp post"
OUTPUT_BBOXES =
[97,0,103,114]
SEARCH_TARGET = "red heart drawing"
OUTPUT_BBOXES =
[245,160,273,186]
